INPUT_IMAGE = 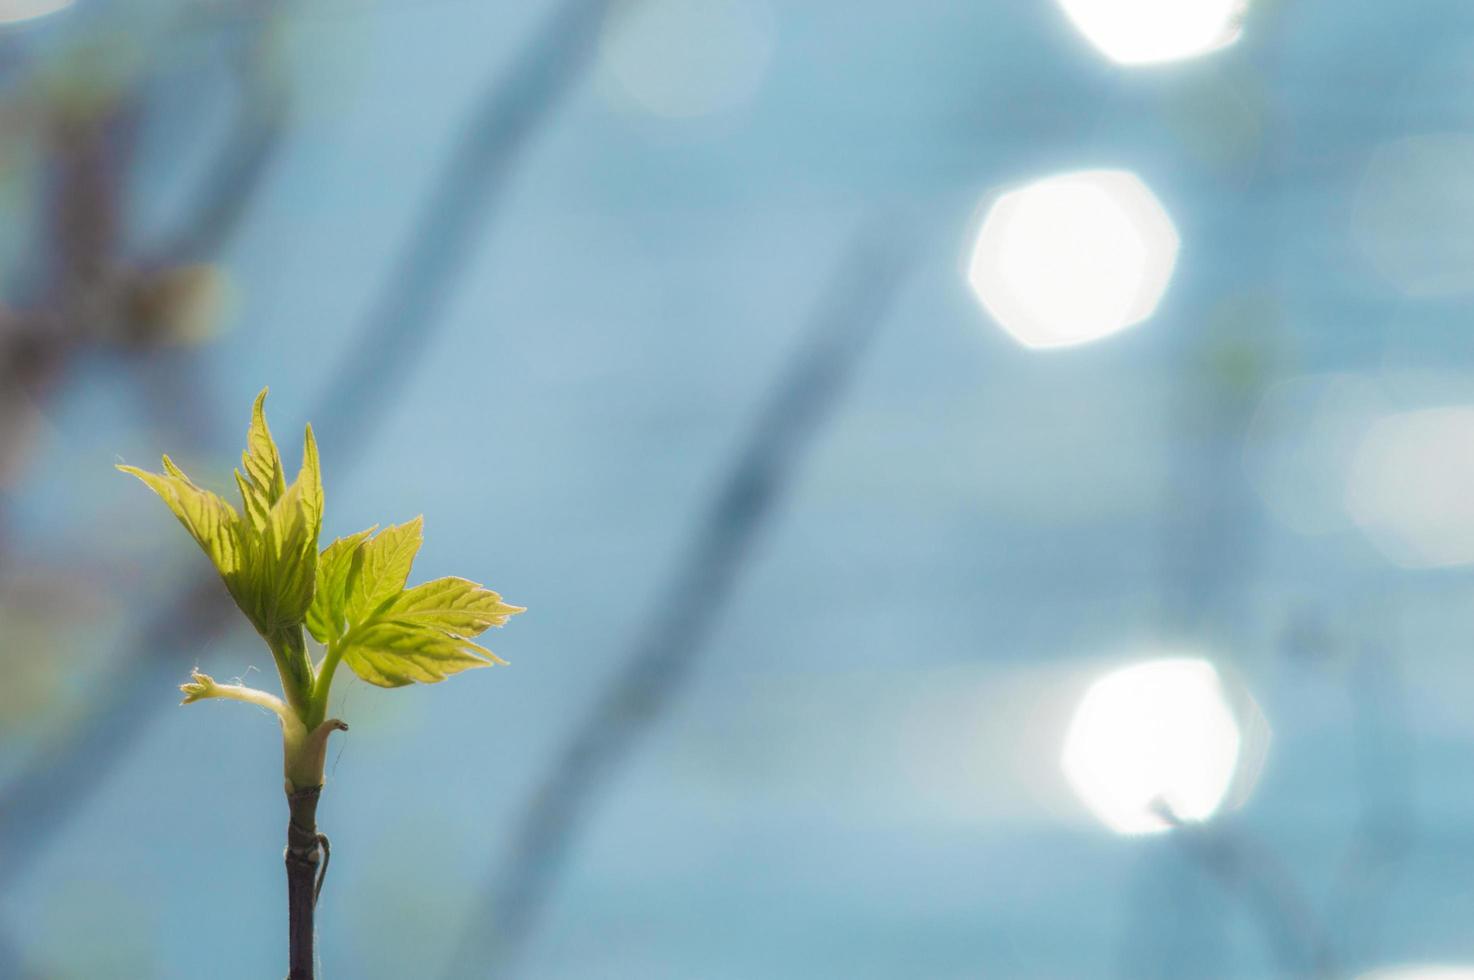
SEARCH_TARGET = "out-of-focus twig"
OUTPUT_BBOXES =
[145,4,289,267]
[1314,604,1416,968]
[440,223,915,979]
[0,3,289,885]
[0,0,618,889]
[1156,803,1339,980]
[309,0,615,461]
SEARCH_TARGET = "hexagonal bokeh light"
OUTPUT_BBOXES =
[1056,0,1247,64]
[1352,134,1474,297]
[967,170,1179,350]
[1061,658,1268,835]
[1346,406,1474,568]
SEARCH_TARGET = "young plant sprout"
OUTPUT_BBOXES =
[118,389,523,980]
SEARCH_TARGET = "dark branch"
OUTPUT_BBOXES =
[439,224,915,979]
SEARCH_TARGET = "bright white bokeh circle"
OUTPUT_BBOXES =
[1055,0,1246,64]
[1346,406,1474,568]
[1061,658,1242,835]
[967,170,1179,349]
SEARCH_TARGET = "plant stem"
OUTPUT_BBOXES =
[285,784,326,980]
[269,626,316,721]
[307,640,344,730]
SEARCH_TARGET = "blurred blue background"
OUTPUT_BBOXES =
[2,0,1473,977]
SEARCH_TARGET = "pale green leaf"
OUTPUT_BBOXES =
[345,518,423,620]
[121,389,524,710]
[234,470,270,530]
[385,576,525,638]
[239,387,285,520]
[258,480,318,630]
[121,388,326,651]
[305,527,376,645]
[299,424,323,548]
[341,619,502,688]
[117,460,242,583]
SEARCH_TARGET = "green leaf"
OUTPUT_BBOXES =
[341,619,503,688]
[117,459,242,583]
[345,517,423,621]
[385,577,525,637]
[252,425,323,631]
[329,528,523,690]
[120,388,525,718]
[238,388,285,524]
[305,527,377,645]
[299,424,323,548]
[119,391,324,644]
[259,480,318,630]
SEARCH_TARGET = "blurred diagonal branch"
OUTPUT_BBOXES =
[0,0,617,889]
[1312,608,1416,967]
[1159,805,1338,980]
[441,223,915,979]
[147,7,289,266]
[309,0,614,461]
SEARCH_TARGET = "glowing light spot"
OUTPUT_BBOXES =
[1055,0,1246,64]
[1359,968,1474,980]
[1346,406,1474,568]
[1352,134,1474,297]
[967,170,1179,349]
[598,0,775,119]
[1061,659,1255,835]
[0,0,72,24]
[1243,374,1388,536]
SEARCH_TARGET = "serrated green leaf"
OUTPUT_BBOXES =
[234,469,270,530]
[346,517,423,620]
[122,387,524,722]
[305,527,376,645]
[119,390,324,649]
[341,619,502,688]
[117,460,242,583]
[299,424,322,547]
[239,388,285,521]
[385,576,525,637]
[259,481,317,629]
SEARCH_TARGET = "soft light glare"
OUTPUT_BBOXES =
[0,0,72,23]
[1359,969,1474,980]
[1061,659,1240,835]
[1352,134,1474,297]
[1243,374,1388,536]
[1346,406,1474,568]
[1056,0,1246,64]
[598,0,775,119]
[967,170,1179,349]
